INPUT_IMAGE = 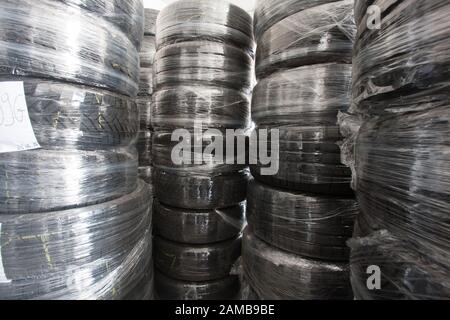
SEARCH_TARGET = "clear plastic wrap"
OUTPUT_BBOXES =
[137,97,152,130]
[0,181,153,300]
[140,36,156,68]
[0,148,138,214]
[354,107,450,269]
[255,1,355,78]
[0,77,139,150]
[138,166,153,184]
[252,63,352,126]
[138,68,154,97]
[242,229,352,300]
[155,271,240,300]
[156,0,254,54]
[54,0,144,50]
[137,130,152,167]
[251,125,353,196]
[154,201,245,244]
[254,0,340,40]
[348,230,450,300]
[352,0,450,116]
[0,0,140,97]
[154,235,242,282]
[144,8,159,36]
[154,41,253,92]
[124,261,155,300]
[151,85,250,130]
[153,168,249,210]
[247,179,357,261]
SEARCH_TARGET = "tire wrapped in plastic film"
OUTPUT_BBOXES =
[252,63,352,127]
[154,201,245,244]
[155,272,240,300]
[255,1,355,78]
[137,97,152,130]
[242,229,352,300]
[144,8,159,36]
[154,236,241,282]
[138,68,154,97]
[137,131,152,167]
[0,181,153,300]
[154,41,253,93]
[0,77,139,150]
[254,0,340,40]
[156,0,254,54]
[140,36,156,68]
[55,0,144,50]
[247,179,357,261]
[124,261,155,300]
[151,85,250,130]
[138,166,153,184]
[353,106,450,276]
[352,0,450,117]
[0,0,140,97]
[0,148,138,214]
[251,125,353,196]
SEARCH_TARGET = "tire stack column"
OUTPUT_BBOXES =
[243,0,358,300]
[0,0,154,299]
[151,0,254,300]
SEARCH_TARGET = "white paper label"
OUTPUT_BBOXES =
[0,223,10,283]
[0,81,41,153]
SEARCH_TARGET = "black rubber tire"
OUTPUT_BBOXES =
[154,236,241,282]
[140,36,156,68]
[0,181,153,300]
[242,229,352,300]
[144,8,159,36]
[255,2,355,78]
[138,67,154,97]
[252,63,352,126]
[0,148,138,214]
[251,125,353,196]
[138,130,152,167]
[151,84,250,130]
[0,0,139,97]
[156,0,254,54]
[0,76,138,150]
[352,0,450,116]
[155,271,240,300]
[154,201,245,244]
[254,0,340,40]
[124,261,155,300]
[136,97,152,130]
[56,0,145,50]
[247,179,358,261]
[153,168,249,210]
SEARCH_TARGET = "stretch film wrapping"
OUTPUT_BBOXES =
[144,9,159,36]
[152,85,250,130]
[137,98,152,130]
[140,36,156,68]
[0,181,153,300]
[0,78,139,214]
[243,229,352,300]
[154,42,253,92]
[349,107,450,299]
[154,236,241,282]
[138,166,153,184]
[155,272,240,300]
[137,131,152,167]
[153,168,249,210]
[247,179,357,261]
[254,0,340,40]
[156,0,254,53]
[252,63,352,126]
[251,125,353,196]
[352,0,450,116]
[154,201,245,244]
[55,0,144,50]
[255,1,355,78]
[0,0,140,97]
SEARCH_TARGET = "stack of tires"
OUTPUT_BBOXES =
[151,0,253,300]
[243,0,357,300]
[348,0,450,299]
[137,9,158,184]
[0,0,154,300]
